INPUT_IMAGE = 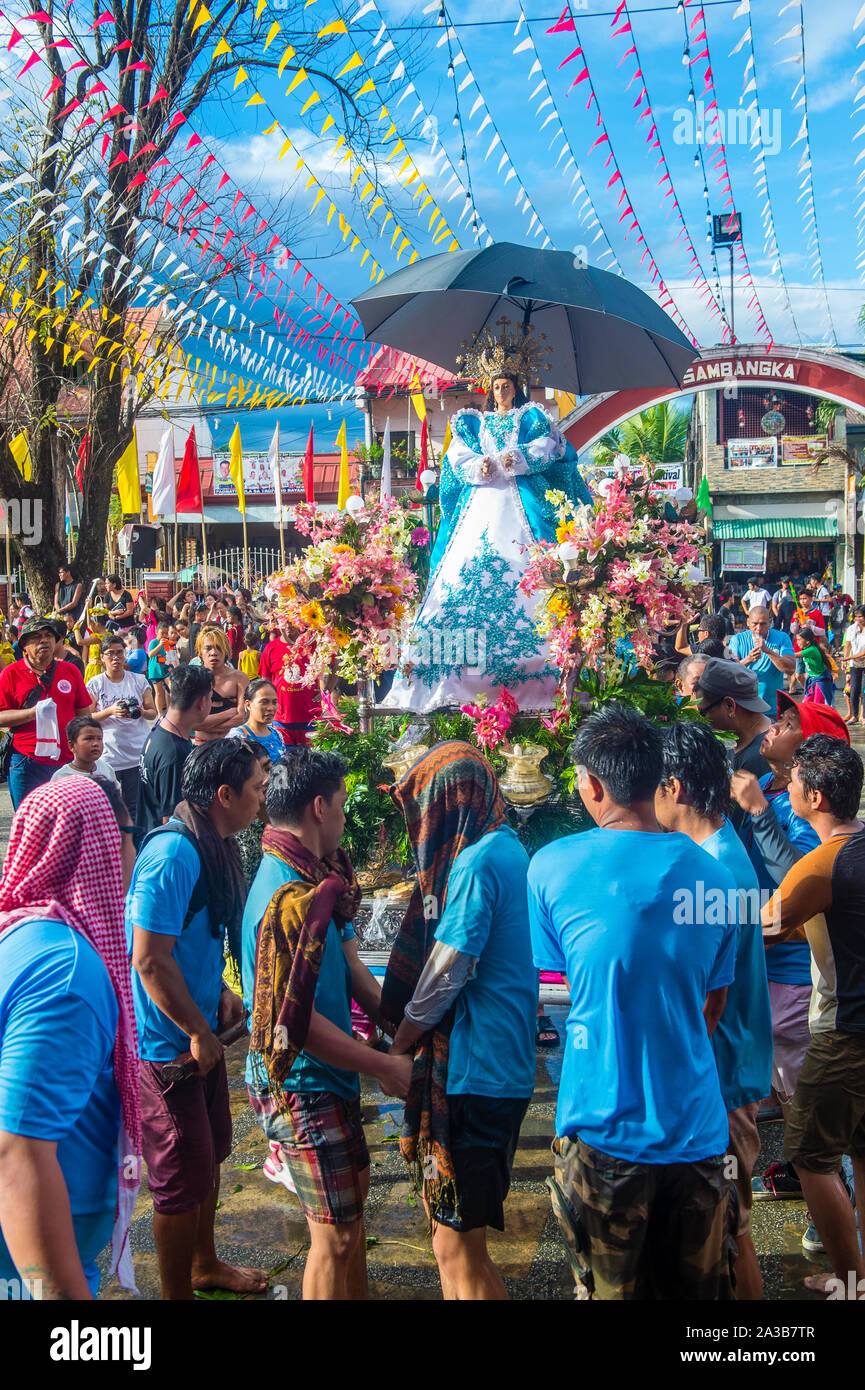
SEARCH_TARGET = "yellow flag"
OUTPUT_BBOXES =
[410,368,426,423]
[441,419,452,458]
[115,430,140,515]
[336,419,350,510]
[9,432,31,481]
[229,422,246,515]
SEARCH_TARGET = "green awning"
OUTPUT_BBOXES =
[714,517,838,540]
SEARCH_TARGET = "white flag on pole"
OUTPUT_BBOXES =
[380,418,391,501]
[268,423,282,513]
[150,426,176,518]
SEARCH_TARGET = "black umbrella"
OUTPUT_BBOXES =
[351,241,698,394]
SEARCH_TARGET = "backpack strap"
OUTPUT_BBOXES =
[139,822,211,931]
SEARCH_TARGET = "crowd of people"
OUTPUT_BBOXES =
[0,562,863,1304]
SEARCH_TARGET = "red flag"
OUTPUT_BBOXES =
[302,423,314,504]
[76,431,90,492]
[176,426,202,512]
[414,417,428,491]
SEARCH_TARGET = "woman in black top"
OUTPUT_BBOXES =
[106,573,135,630]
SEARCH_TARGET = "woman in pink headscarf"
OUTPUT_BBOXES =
[0,776,141,1298]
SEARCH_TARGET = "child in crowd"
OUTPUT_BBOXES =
[125,626,148,675]
[147,619,171,714]
[164,623,181,671]
[50,714,119,786]
[79,606,110,682]
[239,627,261,679]
[794,624,836,706]
[226,606,244,665]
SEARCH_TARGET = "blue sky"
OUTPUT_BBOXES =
[3,0,863,446]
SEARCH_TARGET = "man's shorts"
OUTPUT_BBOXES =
[727,1101,761,1235]
[430,1094,530,1234]
[250,1089,369,1226]
[784,1030,865,1174]
[550,1136,733,1301]
[768,980,811,1103]
[139,1055,232,1215]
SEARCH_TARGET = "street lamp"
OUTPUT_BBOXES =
[420,468,438,543]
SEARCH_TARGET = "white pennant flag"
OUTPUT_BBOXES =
[729,27,750,55]
[151,427,176,519]
[380,418,391,501]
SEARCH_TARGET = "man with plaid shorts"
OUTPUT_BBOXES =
[763,736,865,1296]
[241,751,411,1300]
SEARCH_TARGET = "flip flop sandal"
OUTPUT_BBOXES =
[536,1014,560,1048]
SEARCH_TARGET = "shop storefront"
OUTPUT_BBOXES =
[713,516,839,586]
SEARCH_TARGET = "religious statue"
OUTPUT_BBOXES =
[382,320,592,712]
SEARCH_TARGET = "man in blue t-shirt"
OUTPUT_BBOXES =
[729,606,795,710]
[656,721,773,1302]
[528,705,737,1301]
[127,738,268,1301]
[242,751,411,1302]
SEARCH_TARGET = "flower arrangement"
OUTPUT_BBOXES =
[268,498,421,686]
[459,687,519,752]
[519,463,709,686]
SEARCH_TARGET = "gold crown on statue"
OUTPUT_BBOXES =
[456,317,551,389]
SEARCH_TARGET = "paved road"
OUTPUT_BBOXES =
[2,720,864,1299]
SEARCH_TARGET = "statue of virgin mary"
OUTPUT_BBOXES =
[382,322,592,712]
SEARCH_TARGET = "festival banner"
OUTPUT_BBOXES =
[726,437,778,470]
[212,449,303,496]
[780,434,827,464]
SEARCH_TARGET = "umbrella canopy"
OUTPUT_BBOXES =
[351,242,698,394]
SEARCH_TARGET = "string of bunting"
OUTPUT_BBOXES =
[545,6,698,346]
[728,0,801,344]
[680,0,773,346]
[774,0,836,346]
[436,3,553,248]
[610,3,733,341]
[852,4,865,284]
[512,5,620,270]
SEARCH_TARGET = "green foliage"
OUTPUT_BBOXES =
[592,402,690,469]
[310,700,413,872]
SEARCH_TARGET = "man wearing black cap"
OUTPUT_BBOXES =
[692,658,773,780]
[0,619,92,808]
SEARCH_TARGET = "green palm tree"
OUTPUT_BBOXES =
[592,402,690,468]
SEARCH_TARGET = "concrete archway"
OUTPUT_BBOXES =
[561,345,865,454]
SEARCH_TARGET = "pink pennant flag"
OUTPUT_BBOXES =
[74,115,95,130]
[558,45,582,68]
[109,39,133,52]
[186,132,202,149]
[102,103,127,119]
[89,10,114,27]
[128,170,148,189]
[107,151,129,169]
[165,111,186,131]
[17,50,41,77]
[611,22,631,37]
[200,153,215,170]
[23,10,53,20]
[42,74,63,98]
[569,68,589,88]
[142,85,167,107]
[7,28,22,49]
[133,141,158,158]
[216,171,230,190]
[84,81,108,96]
[100,132,111,159]
[119,61,150,74]
[546,6,575,34]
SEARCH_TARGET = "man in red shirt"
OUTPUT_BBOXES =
[0,619,92,808]
[259,619,318,747]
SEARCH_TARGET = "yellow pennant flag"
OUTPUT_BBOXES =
[410,369,427,423]
[115,430,140,515]
[229,422,246,515]
[9,431,31,481]
[441,419,452,458]
[336,419,350,510]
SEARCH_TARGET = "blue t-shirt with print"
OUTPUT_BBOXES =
[700,820,773,1112]
[0,919,119,1297]
[126,826,225,1061]
[434,825,537,1099]
[728,628,794,712]
[241,850,358,1101]
[528,829,736,1164]
[228,723,284,763]
[125,648,147,676]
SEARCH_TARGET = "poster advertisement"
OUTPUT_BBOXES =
[212,451,303,497]
[722,540,767,572]
[780,434,827,464]
[726,438,778,470]
[592,462,684,496]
